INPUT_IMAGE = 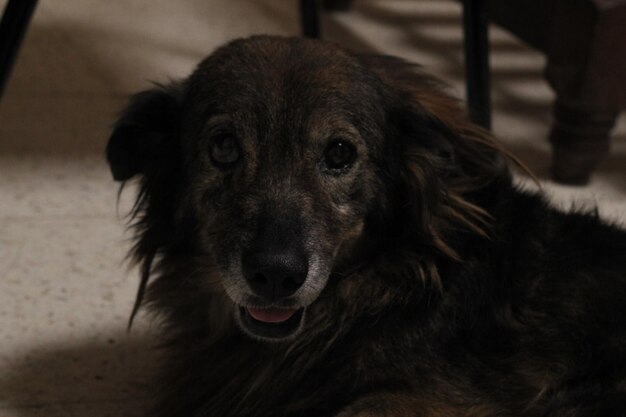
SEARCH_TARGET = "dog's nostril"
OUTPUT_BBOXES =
[252,272,268,285]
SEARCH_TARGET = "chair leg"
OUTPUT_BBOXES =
[323,0,354,11]
[300,0,321,38]
[0,0,38,100]
[462,0,491,129]
[549,101,616,185]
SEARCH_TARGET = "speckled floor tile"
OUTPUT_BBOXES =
[0,156,119,218]
[0,0,624,416]
[0,211,157,415]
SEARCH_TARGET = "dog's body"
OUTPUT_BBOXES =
[107,36,626,416]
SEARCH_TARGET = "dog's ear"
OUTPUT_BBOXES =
[364,55,512,264]
[360,53,507,184]
[388,101,507,187]
[385,105,486,260]
[107,83,183,181]
[107,83,185,330]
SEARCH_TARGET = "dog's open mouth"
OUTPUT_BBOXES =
[238,306,305,340]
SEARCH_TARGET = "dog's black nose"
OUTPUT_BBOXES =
[242,249,308,300]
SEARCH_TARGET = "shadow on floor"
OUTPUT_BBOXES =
[0,331,157,416]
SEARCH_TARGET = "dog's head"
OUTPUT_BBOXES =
[108,36,506,342]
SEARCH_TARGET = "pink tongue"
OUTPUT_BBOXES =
[247,307,297,323]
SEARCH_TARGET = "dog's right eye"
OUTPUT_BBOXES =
[209,134,240,168]
[322,140,356,173]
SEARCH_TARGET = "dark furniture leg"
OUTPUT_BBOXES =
[300,0,320,38]
[323,0,354,11]
[549,102,617,184]
[0,0,38,100]
[462,0,492,129]
[489,0,626,184]
[544,0,626,184]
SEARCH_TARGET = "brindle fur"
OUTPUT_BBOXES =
[107,36,626,416]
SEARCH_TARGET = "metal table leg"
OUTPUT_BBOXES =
[300,0,320,38]
[462,0,491,129]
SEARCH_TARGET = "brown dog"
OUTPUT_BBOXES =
[107,36,626,416]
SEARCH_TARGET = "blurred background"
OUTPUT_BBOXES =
[0,1,624,416]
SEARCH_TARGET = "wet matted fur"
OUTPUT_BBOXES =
[107,36,626,417]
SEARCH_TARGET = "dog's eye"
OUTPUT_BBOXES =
[323,140,356,172]
[209,134,240,168]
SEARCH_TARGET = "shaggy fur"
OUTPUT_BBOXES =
[107,36,626,417]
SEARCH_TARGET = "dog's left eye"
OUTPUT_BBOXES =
[209,134,240,168]
[323,140,356,172]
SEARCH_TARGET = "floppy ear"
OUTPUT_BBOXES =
[389,101,507,189]
[362,55,505,182]
[107,83,183,181]
[107,83,184,329]
[364,54,511,264]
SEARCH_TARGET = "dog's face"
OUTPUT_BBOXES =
[180,39,388,340]
[108,36,501,342]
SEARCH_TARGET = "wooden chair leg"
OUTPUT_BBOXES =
[300,0,321,38]
[543,1,626,184]
[0,0,38,100]
[550,101,617,185]
[462,0,492,130]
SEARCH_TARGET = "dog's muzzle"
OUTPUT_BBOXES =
[236,247,309,340]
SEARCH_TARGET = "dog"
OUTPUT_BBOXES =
[107,36,626,416]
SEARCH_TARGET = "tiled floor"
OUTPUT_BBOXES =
[0,0,624,415]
